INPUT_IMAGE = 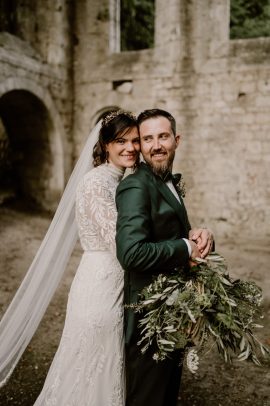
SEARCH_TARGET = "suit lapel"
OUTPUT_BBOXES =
[156,176,187,226]
[139,163,188,230]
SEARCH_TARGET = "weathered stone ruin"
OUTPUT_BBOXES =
[0,0,269,242]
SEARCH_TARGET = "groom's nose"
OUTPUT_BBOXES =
[152,137,161,150]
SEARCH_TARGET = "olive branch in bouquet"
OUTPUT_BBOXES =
[130,253,270,373]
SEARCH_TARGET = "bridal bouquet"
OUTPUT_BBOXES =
[131,253,270,373]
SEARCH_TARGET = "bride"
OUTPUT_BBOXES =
[0,110,140,405]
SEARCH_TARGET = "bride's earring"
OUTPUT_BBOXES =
[106,151,109,165]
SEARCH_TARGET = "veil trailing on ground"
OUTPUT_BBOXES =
[0,122,101,387]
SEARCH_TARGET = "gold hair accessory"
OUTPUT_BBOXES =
[102,109,136,127]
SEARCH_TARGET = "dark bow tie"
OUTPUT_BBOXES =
[161,171,182,185]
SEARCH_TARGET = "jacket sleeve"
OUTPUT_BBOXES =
[115,176,190,273]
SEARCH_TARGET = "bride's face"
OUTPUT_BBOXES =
[106,126,140,169]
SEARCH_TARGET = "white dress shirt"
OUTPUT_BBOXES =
[166,180,191,257]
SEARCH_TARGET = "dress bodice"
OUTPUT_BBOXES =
[76,163,124,253]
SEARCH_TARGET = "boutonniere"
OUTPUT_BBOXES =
[173,174,186,198]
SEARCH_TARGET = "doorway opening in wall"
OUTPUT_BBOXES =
[120,0,155,51]
[0,90,53,211]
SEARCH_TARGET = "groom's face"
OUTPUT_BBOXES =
[139,116,180,176]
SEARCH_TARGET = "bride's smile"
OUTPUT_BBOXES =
[106,126,140,169]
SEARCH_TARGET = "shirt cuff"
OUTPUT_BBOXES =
[182,238,192,257]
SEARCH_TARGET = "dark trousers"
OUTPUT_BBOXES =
[125,333,183,406]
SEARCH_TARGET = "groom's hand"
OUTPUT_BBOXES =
[189,228,214,258]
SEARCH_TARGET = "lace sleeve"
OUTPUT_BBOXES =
[76,172,117,253]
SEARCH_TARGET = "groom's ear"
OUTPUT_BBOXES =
[175,134,181,148]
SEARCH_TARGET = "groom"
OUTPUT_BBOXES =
[115,109,213,406]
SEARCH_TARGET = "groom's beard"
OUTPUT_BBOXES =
[144,150,175,178]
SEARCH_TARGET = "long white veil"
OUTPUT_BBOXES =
[0,122,101,387]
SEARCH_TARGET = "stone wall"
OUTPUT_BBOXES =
[0,0,73,209]
[181,38,270,242]
[0,0,269,242]
[73,0,270,243]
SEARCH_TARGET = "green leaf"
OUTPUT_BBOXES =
[131,251,270,369]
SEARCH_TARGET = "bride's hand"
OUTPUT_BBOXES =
[189,228,214,258]
[189,240,201,268]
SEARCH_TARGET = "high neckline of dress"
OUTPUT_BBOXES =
[102,163,125,181]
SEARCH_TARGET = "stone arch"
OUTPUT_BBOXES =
[0,77,65,210]
[91,105,121,127]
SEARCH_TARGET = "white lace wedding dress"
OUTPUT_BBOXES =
[34,163,125,406]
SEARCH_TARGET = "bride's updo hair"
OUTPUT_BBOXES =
[93,109,138,167]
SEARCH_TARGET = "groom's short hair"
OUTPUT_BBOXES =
[137,108,176,136]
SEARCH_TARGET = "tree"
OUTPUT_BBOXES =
[230,0,270,39]
[120,0,155,51]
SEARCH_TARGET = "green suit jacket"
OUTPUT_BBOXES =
[115,162,191,343]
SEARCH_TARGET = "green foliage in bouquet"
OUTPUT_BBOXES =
[132,253,270,372]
